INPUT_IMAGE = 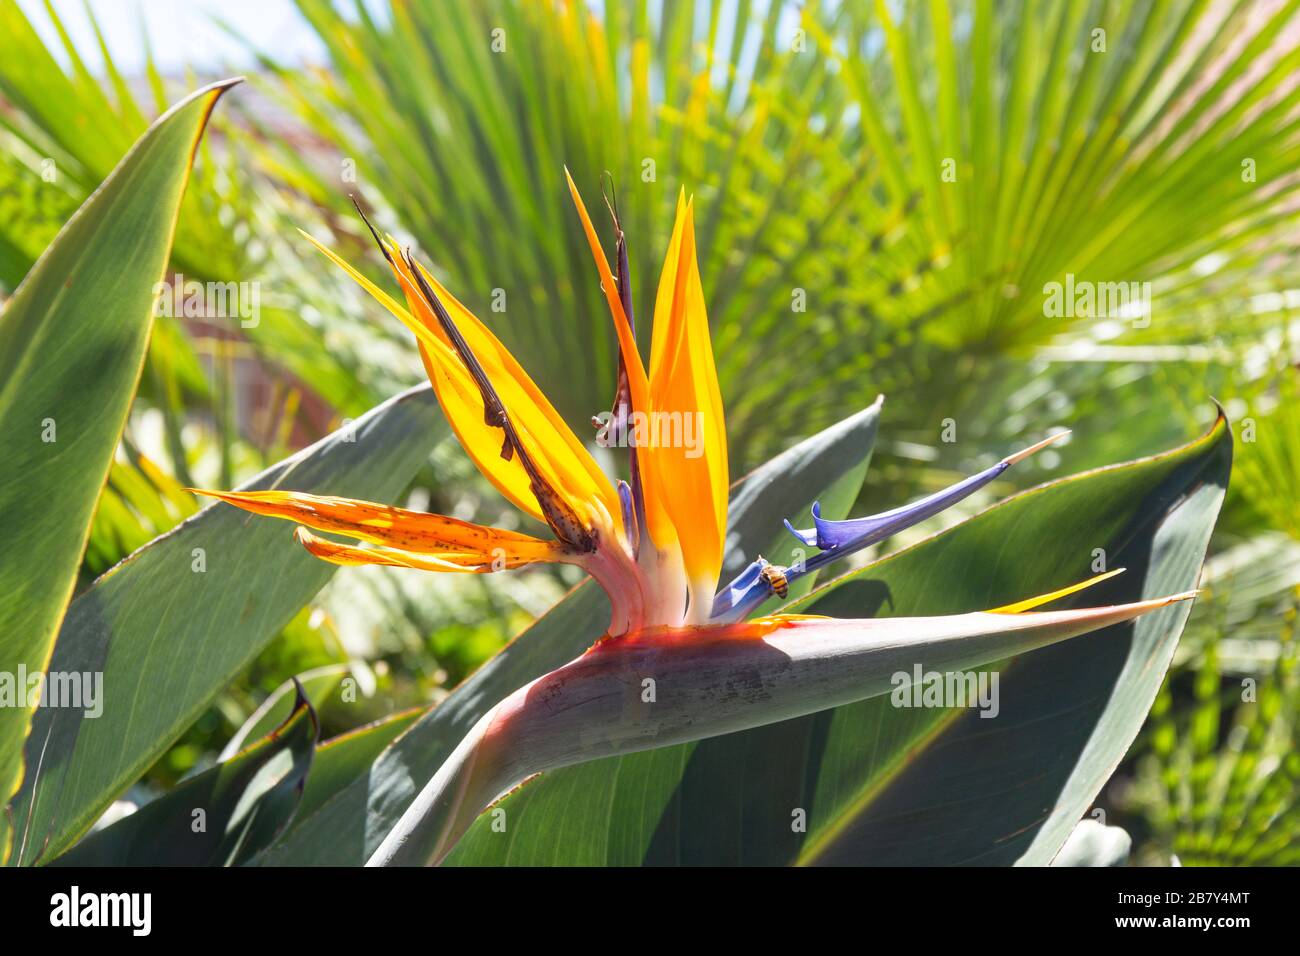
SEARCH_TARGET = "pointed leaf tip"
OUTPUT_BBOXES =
[1003,430,1071,466]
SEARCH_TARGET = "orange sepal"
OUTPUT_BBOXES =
[193,488,563,566]
[293,527,545,573]
[646,196,728,613]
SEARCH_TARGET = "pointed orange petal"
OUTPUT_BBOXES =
[647,197,728,616]
[301,231,618,538]
[563,171,678,552]
[414,341,553,525]
[293,527,546,573]
[392,252,617,518]
[194,488,561,564]
[648,189,688,374]
[562,168,651,416]
[297,233,540,514]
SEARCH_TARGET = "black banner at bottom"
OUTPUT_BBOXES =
[0,863,1286,941]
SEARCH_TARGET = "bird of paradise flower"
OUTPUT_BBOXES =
[195,173,1196,865]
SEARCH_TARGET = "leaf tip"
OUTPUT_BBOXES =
[1003,429,1070,466]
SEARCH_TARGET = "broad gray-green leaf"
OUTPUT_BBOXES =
[53,682,317,866]
[444,413,1230,865]
[0,79,236,863]
[257,401,880,865]
[11,383,442,865]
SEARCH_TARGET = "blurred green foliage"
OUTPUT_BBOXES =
[1123,589,1300,866]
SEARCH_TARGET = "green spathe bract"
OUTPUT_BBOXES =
[374,595,1196,866]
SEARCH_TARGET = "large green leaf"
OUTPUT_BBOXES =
[0,0,376,415]
[0,79,236,862]
[53,683,318,866]
[443,413,1231,865]
[9,384,443,865]
[257,401,881,865]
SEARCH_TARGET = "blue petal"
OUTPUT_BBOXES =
[717,432,1068,622]
[788,461,1009,555]
[783,513,818,548]
[617,479,638,553]
[710,558,770,619]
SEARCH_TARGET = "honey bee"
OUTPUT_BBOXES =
[759,562,789,599]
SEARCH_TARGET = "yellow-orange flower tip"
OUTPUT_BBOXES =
[988,568,1126,614]
[1003,429,1071,466]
